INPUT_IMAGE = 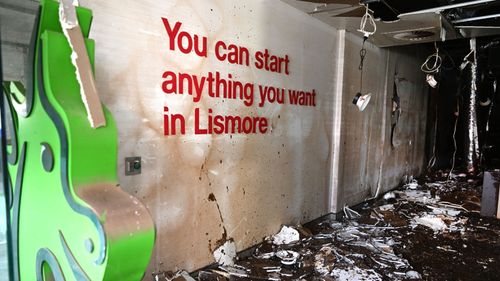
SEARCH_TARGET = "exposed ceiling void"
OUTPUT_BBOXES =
[284,0,500,47]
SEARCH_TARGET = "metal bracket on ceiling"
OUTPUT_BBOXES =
[309,4,361,15]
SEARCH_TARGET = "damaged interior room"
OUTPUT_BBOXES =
[0,0,499,280]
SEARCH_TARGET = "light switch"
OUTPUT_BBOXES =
[125,157,141,175]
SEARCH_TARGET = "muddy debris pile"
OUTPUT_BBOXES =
[157,175,500,280]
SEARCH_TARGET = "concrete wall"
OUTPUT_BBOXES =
[0,0,37,83]
[331,32,428,211]
[0,0,429,276]
[80,0,340,274]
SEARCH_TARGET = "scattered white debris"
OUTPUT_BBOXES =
[314,246,335,275]
[162,270,196,281]
[414,215,447,231]
[253,251,274,259]
[379,204,394,211]
[336,226,369,242]
[426,182,445,188]
[276,250,300,265]
[213,240,236,266]
[331,267,383,281]
[429,206,461,217]
[405,180,419,190]
[396,190,439,204]
[383,192,396,200]
[406,270,422,279]
[272,226,300,245]
[344,204,361,219]
[215,265,249,278]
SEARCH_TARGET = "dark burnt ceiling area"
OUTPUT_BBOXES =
[427,36,500,172]
[284,0,500,171]
[362,0,500,23]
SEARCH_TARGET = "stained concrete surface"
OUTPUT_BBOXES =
[81,0,339,273]
[332,32,428,212]
[0,0,433,276]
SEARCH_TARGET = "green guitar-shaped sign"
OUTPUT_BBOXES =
[3,0,155,280]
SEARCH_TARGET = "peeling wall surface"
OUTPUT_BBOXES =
[80,0,339,274]
[331,32,428,211]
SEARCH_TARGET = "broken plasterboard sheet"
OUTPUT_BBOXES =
[271,225,300,245]
[414,215,447,232]
[213,240,236,266]
[59,0,106,128]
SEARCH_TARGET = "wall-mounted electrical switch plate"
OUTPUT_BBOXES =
[125,156,141,175]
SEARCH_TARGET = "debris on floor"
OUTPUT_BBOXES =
[157,173,500,280]
[154,270,196,281]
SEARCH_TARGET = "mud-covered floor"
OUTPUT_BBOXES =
[159,173,500,281]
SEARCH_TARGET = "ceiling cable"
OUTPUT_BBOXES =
[421,43,442,74]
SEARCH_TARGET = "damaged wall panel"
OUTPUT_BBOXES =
[333,32,428,210]
[80,0,339,275]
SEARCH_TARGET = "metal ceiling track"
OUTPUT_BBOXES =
[309,5,361,15]
[399,0,496,17]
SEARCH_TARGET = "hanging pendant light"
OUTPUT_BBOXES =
[352,92,372,111]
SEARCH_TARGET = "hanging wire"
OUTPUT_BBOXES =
[486,79,496,132]
[449,99,459,181]
[421,43,442,74]
[427,103,438,170]
[460,49,475,71]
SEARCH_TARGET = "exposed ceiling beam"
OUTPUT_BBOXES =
[456,25,500,29]
[399,0,495,17]
[453,13,500,24]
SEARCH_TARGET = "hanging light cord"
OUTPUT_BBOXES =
[357,5,376,94]
[358,5,377,38]
[359,37,367,93]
